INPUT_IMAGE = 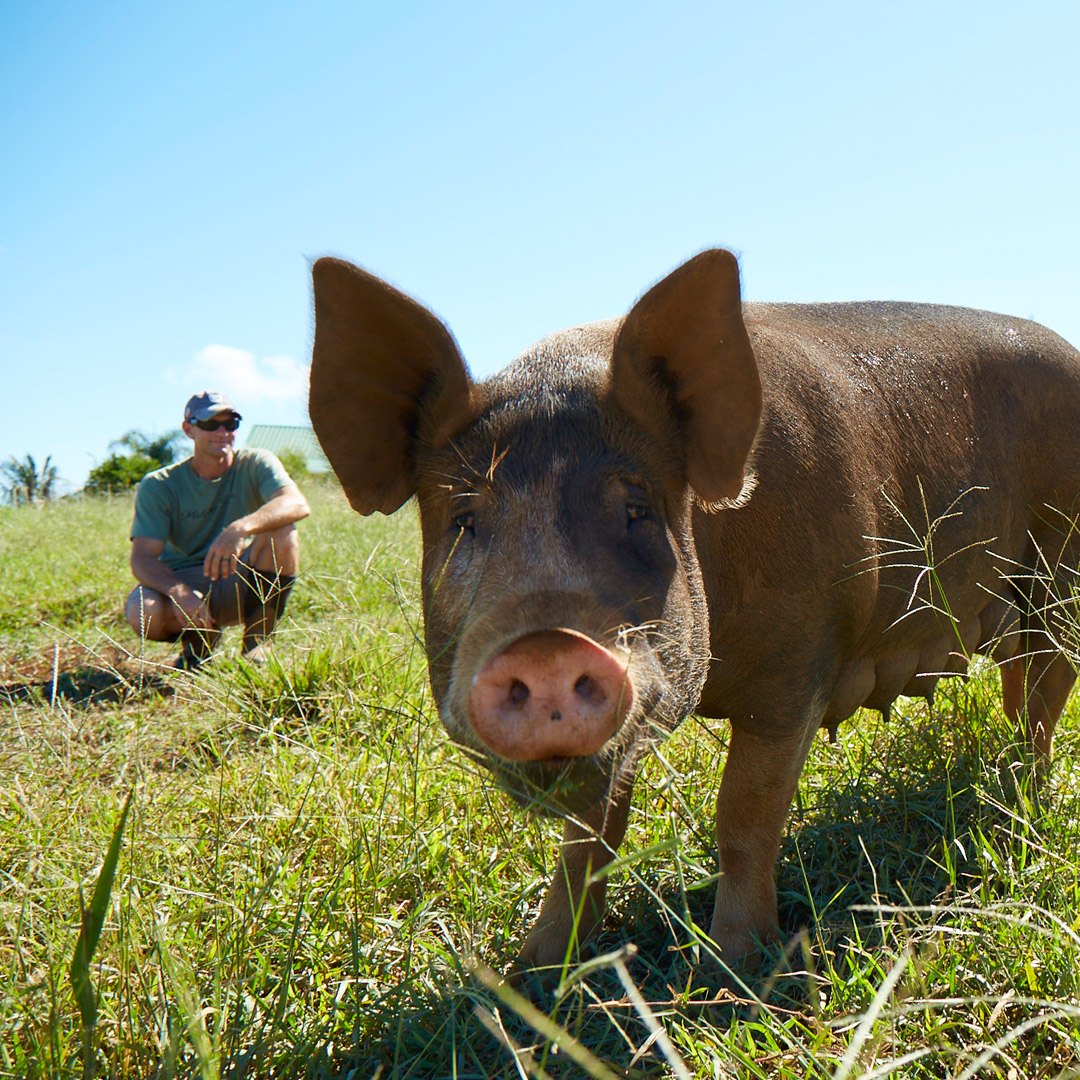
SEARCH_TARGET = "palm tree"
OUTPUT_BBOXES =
[1,454,60,506]
[109,429,183,466]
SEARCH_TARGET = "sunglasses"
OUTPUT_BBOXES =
[192,416,240,432]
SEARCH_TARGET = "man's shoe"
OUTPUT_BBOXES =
[174,627,221,671]
[240,642,270,666]
[174,650,206,672]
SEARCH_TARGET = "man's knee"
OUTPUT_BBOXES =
[125,586,175,640]
[249,524,300,575]
[125,585,153,629]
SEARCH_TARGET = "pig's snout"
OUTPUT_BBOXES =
[467,629,635,762]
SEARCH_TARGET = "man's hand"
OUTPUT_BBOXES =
[168,583,215,629]
[201,486,309,581]
[131,537,216,633]
[203,523,249,581]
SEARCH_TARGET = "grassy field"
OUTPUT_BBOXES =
[2,484,1080,1079]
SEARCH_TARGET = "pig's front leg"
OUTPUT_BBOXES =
[512,782,633,982]
[708,722,817,964]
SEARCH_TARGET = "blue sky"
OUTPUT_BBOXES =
[3,1,1079,492]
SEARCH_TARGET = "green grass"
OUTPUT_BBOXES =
[2,486,1080,1078]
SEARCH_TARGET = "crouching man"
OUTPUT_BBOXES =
[124,391,311,669]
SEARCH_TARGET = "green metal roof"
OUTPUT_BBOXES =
[243,425,331,473]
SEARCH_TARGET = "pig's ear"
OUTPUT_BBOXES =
[611,249,762,502]
[309,258,473,515]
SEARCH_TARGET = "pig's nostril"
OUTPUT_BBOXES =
[468,629,634,761]
[574,674,604,705]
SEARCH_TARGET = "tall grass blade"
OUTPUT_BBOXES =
[155,925,220,1080]
[832,949,910,1080]
[611,953,692,1080]
[469,958,622,1080]
[473,1005,555,1080]
[68,788,134,1030]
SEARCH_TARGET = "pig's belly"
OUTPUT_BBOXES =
[825,594,1020,723]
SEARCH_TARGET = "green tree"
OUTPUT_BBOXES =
[1,454,60,506]
[83,428,185,495]
[83,453,160,494]
[275,448,312,482]
[110,429,183,466]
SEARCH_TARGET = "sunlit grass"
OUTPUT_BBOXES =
[2,486,1079,1077]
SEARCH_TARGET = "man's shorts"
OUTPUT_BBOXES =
[171,557,269,627]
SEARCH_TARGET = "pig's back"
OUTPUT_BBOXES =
[694,301,1080,730]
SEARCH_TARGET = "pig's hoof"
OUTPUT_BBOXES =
[700,923,777,985]
[995,753,1047,810]
[507,957,563,1001]
[508,931,584,999]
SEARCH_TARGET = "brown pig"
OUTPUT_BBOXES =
[309,249,1080,976]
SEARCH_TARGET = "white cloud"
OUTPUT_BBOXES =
[186,345,310,411]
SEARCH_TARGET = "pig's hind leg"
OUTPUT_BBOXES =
[1002,647,1076,759]
[1001,526,1079,760]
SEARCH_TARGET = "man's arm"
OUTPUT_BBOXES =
[202,483,312,581]
[130,537,214,628]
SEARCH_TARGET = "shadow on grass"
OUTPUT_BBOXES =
[782,711,1050,953]
[311,959,694,1080]
[0,663,174,707]
[309,699,1063,1077]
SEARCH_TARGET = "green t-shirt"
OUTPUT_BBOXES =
[131,448,294,570]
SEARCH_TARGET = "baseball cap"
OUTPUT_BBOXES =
[184,391,242,423]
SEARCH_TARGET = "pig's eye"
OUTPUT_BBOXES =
[626,502,651,525]
[453,511,475,535]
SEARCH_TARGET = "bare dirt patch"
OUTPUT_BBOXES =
[0,643,174,709]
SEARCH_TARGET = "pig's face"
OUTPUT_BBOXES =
[309,249,761,816]
[415,357,712,814]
